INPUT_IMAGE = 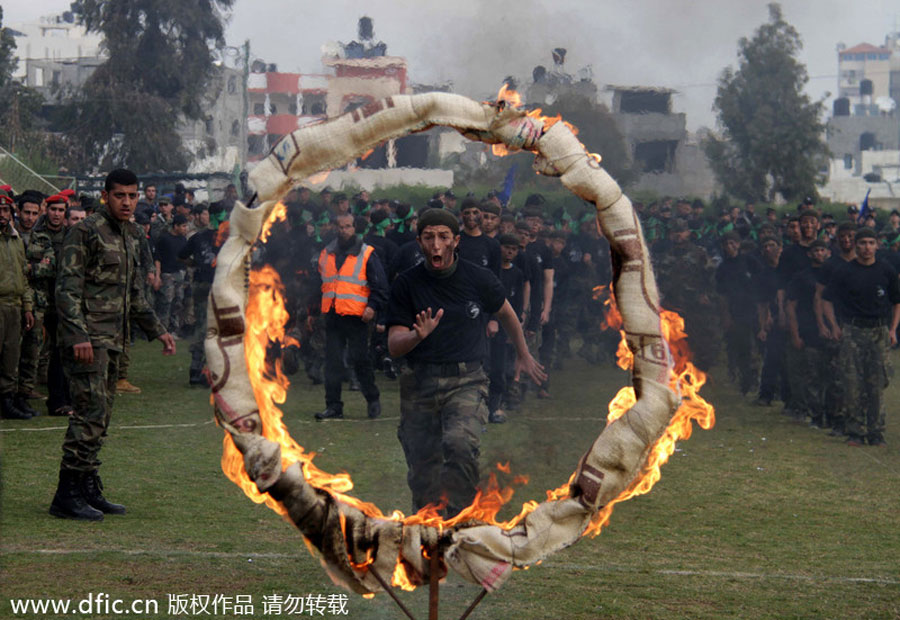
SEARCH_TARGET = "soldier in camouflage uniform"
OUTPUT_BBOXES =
[822,228,900,447]
[49,169,176,521]
[25,196,73,415]
[15,193,51,414]
[386,209,545,517]
[0,195,36,420]
[653,219,720,371]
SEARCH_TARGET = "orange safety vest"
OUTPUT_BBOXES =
[318,242,374,316]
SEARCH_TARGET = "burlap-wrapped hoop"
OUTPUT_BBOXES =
[206,92,710,594]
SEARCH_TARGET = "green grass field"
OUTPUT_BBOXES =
[1,339,898,619]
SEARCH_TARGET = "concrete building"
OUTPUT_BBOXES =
[607,85,717,198]
[8,12,103,80]
[822,34,900,204]
[244,18,453,190]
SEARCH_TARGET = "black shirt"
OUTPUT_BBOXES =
[364,233,399,280]
[824,259,900,320]
[386,259,506,364]
[500,263,525,318]
[777,243,812,290]
[155,231,187,274]
[787,267,824,347]
[458,232,501,276]
[756,262,782,315]
[716,254,761,321]
[391,240,425,277]
[178,228,218,283]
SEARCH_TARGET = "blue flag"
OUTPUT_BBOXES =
[858,188,872,224]
[497,164,518,207]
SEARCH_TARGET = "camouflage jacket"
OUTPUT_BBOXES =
[0,222,34,311]
[56,206,165,351]
[25,218,66,312]
[654,241,715,313]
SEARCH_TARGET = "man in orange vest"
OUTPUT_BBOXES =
[315,213,388,420]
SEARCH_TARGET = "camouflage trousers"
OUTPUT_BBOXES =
[60,347,121,472]
[189,282,211,377]
[155,270,185,332]
[17,310,43,395]
[398,364,488,517]
[820,340,845,428]
[840,323,889,442]
[0,304,22,394]
[785,343,826,422]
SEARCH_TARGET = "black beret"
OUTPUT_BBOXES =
[498,233,521,247]
[417,208,459,235]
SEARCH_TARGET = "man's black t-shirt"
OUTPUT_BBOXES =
[716,254,761,321]
[365,233,399,279]
[824,258,900,320]
[179,228,218,283]
[391,240,424,277]
[500,264,525,318]
[386,259,506,364]
[756,262,782,315]
[777,242,812,289]
[155,231,187,274]
[787,267,824,347]
[458,232,501,276]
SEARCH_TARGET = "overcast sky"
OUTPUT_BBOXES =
[6,0,900,130]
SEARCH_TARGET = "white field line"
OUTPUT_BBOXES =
[2,549,897,585]
[0,420,217,433]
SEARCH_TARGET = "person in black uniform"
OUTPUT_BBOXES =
[386,209,545,517]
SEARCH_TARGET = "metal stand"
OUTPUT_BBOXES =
[368,548,490,620]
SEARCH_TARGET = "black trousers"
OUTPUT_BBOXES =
[324,313,379,411]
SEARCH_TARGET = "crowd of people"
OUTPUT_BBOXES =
[2,176,896,519]
[640,197,899,448]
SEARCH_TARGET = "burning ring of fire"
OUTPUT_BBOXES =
[205,91,715,596]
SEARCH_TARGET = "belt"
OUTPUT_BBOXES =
[845,317,887,328]
[412,360,482,378]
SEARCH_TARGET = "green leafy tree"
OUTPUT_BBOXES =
[62,0,234,172]
[705,3,827,202]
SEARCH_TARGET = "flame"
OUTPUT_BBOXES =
[260,202,287,242]
[580,287,716,537]
[491,84,579,157]
[219,142,714,594]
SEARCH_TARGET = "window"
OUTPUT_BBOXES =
[253,102,265,115]
[844,154,853,169]
[227,76,237,94]
[231,120,240,137]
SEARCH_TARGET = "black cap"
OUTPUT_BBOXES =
[498,233,520,247]
[417,208,459,235]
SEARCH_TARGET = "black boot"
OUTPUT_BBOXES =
[81,471,126,515]
[49,470,104,521]
[1,393,31,419]
[14,394,40,417]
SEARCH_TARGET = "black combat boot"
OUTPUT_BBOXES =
[49,470,104,521]
[81,471,126,515]
[13,394,40,417]
[1,393,32,419]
